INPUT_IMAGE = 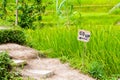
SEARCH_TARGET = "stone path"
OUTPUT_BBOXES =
[0,43,95,80]
[0,43,38,59]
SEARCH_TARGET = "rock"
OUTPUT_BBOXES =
[21,69,54,79]
[0,43,30,50]
[12,59,27,66]
[0,43,39,60]
[9,49,38,60]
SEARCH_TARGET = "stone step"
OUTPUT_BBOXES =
[0,43,39,60]
[9,49,38,60]
[12,59,27,66]
[21,69,54,79]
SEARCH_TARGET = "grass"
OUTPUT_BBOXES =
[81,0,120,5]
[25,22,120,79]
[0,19,14,27]
[81,13,120,26]
[0,0,120,79]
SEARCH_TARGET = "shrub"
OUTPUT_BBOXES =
[0,52,14,80]
[88,61,104,79]
[0,0,7,19]
[0,29,26,44]
[0,52,22,80]
[18,0,45,29]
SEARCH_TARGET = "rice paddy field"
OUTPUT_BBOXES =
[0,0,120,79]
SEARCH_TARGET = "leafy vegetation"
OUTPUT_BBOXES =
[0,0,45,28]
[25,24,120,79]
[109,3,120,15]
[0,52,12,80]
[0,29,26,44]
[0,0,120,80]
[0,0,7,19]
[0,52,22,80]
[18,0,45,28]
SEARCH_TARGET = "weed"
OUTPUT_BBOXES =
[0,52,22,80]
[88,61,104,79]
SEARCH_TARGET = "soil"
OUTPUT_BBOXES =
[0,43,95,80]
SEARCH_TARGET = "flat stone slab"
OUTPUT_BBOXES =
[0,43,28,50]
[21,69,54,79]
[9,49,38,59]
[0,43,39,60]
[12,60,27,66]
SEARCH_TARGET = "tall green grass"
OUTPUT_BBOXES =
[81,0,120,5]
[1,0,120,79]
[25,25,120,79]
[81,13,120,26]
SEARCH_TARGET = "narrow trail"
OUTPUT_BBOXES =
[0,43,95,80]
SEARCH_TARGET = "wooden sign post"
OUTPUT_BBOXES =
[78,30,90,67]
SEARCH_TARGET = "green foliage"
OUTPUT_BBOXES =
[18,3,35,28]
[1,0,120,79]
[81,0,119,5]
[109,3,120,15]
[18,0,44,29]
[0,52,22,80]
[56,0,66,15]
[60,56,69,63]
[109,8,120,15]
[88,61,104,79]
[0,29,26,44]
[25,24,120,79]
[0,52,13,80]
[0,0,7,19]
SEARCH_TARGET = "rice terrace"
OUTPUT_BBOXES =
[0,0,120,80]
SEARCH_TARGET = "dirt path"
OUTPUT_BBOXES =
[0,43,95,80]
[22,58,95,80]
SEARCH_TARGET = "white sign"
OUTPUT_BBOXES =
[78,30,90,42]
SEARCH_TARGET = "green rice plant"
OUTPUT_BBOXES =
[55,0,76,26]
[88,61,104,79]
[81,13,120,26]
[56,0,66,15]
[81,0,119,5]
[110,8,120,15]
[109,3,120,14]
[25,24,120,79]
